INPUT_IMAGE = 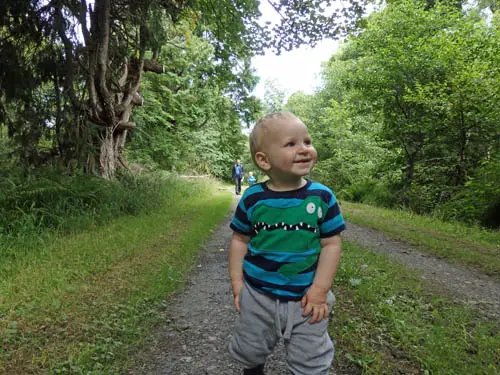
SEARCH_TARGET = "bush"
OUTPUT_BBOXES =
[0,168,169,238]
[361,182,399,208]
[437,159,500,228]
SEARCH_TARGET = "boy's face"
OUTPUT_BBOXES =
[257,117,317,180]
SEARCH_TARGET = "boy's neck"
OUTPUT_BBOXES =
[267,177,307,192]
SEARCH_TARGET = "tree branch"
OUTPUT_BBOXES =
[54,6,83,111]
[143,59,164,73]
[94,0,116,125]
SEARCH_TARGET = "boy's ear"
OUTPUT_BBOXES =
[255,151,271,171]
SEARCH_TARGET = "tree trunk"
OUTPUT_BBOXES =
[54,0,168,178]
[99,128,116,179]
[99,126,130,179]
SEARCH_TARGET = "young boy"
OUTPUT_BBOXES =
[228,112,346,375]
[247,171,256,186]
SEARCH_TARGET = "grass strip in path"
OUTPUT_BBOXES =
[332,241,499,375]
[341,201,500,279]
[0,177,233,374]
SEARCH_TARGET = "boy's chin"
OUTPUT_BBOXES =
[294,167,313,176]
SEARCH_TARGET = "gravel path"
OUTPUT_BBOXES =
[132,198,499,374]
[342,222,500,320]
[133,200,311,375]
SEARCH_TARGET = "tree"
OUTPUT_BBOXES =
[305,0,499,214]
[129,20,248,177]
[262,78,286,112]
[333,1,499,207]
[1,0,368,178]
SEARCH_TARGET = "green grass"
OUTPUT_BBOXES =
[2,179,499,374]
[341,201,500,279]
[332,241,499,375]
[0,177,233,374]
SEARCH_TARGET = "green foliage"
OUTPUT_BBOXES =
[345,0,499,205]
[129,21,249,179]
[438,158,500,227]
[263,78,286,113]
[296,0,500,226]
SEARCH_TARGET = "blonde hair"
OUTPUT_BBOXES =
[249,112,300,169]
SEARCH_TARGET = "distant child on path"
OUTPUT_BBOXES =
[232,159,245,195]
[247,172,256,186]
[228,112,346,375]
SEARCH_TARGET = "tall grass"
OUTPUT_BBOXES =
[0,170,169,260]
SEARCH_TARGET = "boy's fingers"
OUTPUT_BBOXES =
[303,302,330,321]
[309,305,328,323]
[301,295,307,308]
[310,307,321,323]
[302,303,312,317]
[234,295,240,312]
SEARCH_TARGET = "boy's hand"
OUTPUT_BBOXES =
[231,279,244,312]
[301,284,329,323]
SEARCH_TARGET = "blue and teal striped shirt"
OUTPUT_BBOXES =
[230,179,346,301]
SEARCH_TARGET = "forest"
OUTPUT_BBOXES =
[1,0,498,243]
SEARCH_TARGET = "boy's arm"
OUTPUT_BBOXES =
[229,232,250,312]
[302,234,342,323]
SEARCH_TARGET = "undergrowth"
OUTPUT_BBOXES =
[0,169,169,259]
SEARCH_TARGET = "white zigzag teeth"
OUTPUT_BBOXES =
[253,221,316,233]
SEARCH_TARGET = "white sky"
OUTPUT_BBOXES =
[251,1,341,99]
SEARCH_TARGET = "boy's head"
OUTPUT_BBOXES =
[249,112,317,181]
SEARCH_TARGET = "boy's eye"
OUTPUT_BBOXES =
[285,142,295,147]
[304,139,312,145]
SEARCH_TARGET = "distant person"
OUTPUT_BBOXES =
[247,172,256,186]
[232,159,245,195]
[228,112,345,375]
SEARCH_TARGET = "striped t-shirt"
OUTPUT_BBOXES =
[230,179,346,301]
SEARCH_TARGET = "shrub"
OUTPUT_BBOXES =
[0,169,169,239]
[437,159,500,228]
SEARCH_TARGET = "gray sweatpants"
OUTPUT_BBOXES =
[228,282,335,375]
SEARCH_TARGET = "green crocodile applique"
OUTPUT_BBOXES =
[250,196,328,276]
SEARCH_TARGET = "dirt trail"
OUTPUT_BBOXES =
[132,198,499,374]
[342,222,500,320]
[133,200,303,375]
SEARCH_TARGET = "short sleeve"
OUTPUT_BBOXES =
[230,191,253,236]
[319,191,346,238]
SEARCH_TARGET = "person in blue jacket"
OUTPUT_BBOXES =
[232,159,245,195]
